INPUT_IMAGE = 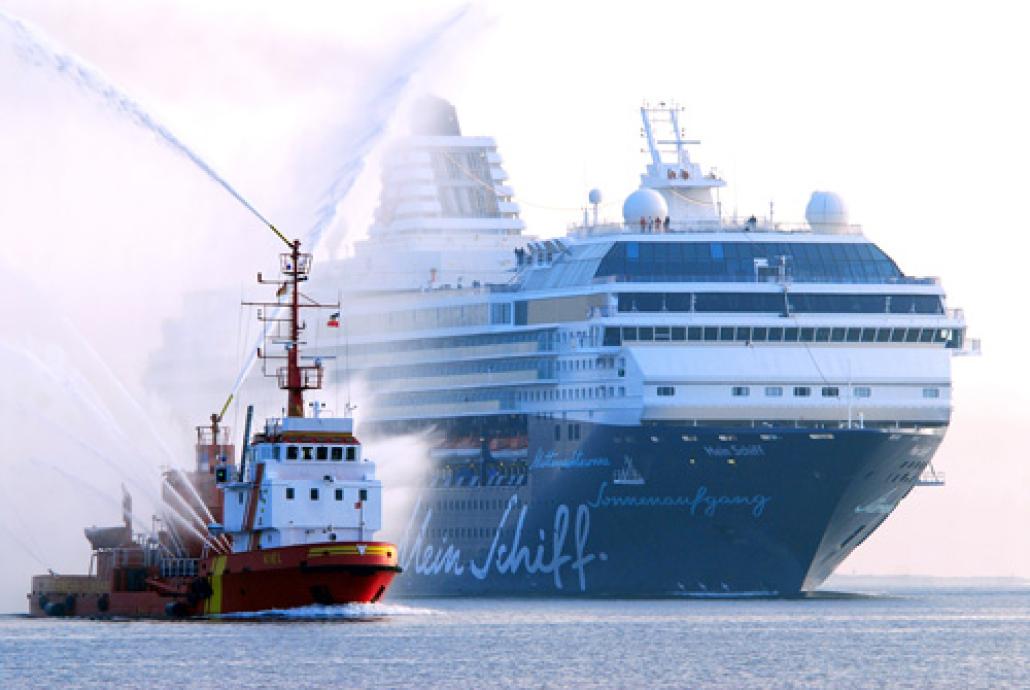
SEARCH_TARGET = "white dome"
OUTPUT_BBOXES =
[805,191,849,233]
[622,188,668,224]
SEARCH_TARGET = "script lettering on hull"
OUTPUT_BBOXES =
[397,495,604,592]
[530,449,611,470]
[587,481,772,518]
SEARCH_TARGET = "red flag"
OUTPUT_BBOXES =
[327,311,340,328]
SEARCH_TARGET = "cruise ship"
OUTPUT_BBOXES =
[150,97,973,596]
[310,98,975,596]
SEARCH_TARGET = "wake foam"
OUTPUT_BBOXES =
[214,602,437,620]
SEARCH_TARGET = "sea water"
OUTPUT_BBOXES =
[1,588,1027,689]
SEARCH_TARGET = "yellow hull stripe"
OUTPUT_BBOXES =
[308,545,393,557]
[204,555,227,615]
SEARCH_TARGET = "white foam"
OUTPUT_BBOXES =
[214,602,438,620]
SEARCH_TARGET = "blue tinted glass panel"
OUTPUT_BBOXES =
[695,292,784,312]
[594,241,904,284]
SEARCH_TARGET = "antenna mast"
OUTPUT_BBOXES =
[245,239,339,418]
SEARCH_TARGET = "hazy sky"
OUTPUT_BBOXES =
[0,0,1027,611]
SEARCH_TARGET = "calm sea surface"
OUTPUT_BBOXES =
[1,589,1027,689]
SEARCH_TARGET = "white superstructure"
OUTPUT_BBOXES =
[220,413,383,551]
[322,103,970,446]
[320,96,529,294]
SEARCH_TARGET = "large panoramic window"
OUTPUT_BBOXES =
[616,291,943,314]
[596,241,905,283]
[601,326,960,347]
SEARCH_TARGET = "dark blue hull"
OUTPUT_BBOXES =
[390,421,943,596]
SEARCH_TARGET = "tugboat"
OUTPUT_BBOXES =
[28,239,400,617]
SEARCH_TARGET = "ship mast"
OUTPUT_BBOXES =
[245,239,338,418]
[286,240,304,417]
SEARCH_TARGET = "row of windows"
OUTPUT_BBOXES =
[434,498,509,512]
[658,385,941,399]
[350,329,546,359]
[555,357,616,372]
[596,241,904,284]
[280,445,357,462]
[285,487,368,501]
[733,386,842,398]
[367,356,549,382]
[427,527,498,540]
[381,388,512,406]
[518,387,627,403]
[617,292,944,315]
[604,325,960,346]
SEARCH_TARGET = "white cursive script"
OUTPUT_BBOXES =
[398,494,603,591]
[530,449,611,470]
[587,481,771,518]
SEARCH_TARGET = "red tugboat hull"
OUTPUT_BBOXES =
[28,541,399,618]
[29,576,177,618]
[198,541,400,615]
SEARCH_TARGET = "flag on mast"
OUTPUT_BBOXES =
[327,311,340,328]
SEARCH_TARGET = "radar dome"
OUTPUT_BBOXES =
[805,191,849,233]
[588,188,603,205]
[622,188,668,224]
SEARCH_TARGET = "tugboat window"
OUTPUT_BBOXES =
[310,488,319,500]
[302,447,313,461]
[286,487,295,500]
[331,447,343,461]
[286,446,298,460]
[335,488,343,501]
[316,447,328,461]
[346,446,356,461]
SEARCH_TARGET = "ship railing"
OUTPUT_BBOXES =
[591,274,940,286]
[570,220,866,236]
[160,558,200,578]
